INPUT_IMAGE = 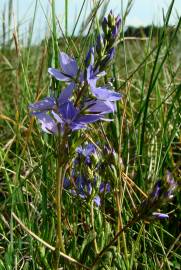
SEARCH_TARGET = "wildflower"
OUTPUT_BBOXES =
[86,49,122,105]
[84,99,116,115]
[64,175,110,206]
[102,11,121,41]
[29,90,113,134]
[29,83,75,113]
[29,12,123,134]
[32,101,103,133]
[99,47,115,68]
[99,182,111,193]
[86,63,105,91]
[85,47,95,67]
[90,84,121,102]
[29,96,56,111]
[76,143,97,164]
[96,35,104,56]
[48,52,78,82]
[136,173,177,221]
[31,112,58,134]
[152,212,169,219]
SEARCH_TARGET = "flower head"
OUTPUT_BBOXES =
[135,173,177,221]
[76,143,97,164]
[152,212,169,219]
[85,48,122,110]
[64,175,110,206]
[29,12,123,134]
[48,52,79,82]
[29,86,114,134]
[85,47,95,67]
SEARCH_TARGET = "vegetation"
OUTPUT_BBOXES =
[0,0,180,269]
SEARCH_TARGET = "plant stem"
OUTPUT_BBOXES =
[115,189,128,258]
[91,217,137,269]
[56,164,66,252]
[90,201,99,254]
[54,128,69,269]
[54,162,66,269]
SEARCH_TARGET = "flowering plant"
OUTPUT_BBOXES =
[28,10,178,270]
[29,10,122,267]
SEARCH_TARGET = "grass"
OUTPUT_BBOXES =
[0,0,180,269]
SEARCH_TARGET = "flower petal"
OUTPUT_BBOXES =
[76,114,101,124]
[94,195,101,206]
[59,52,78,77]
[152,212,169,219]
[33,112,57,134]
[85,143,96,156]
[87,65,98,89]
[58,83,75,105]
[70,123,87,131]
[85,100,115,114]
[48,68,70,81]
[85,47,94,67]
[29,97,56,112]
[59,101,78,120]
[91,86,122,101]
[99,183,111,193]
[51,111,63,124]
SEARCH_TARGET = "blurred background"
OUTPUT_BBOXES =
[0,0,181,45]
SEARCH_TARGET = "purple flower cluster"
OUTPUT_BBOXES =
[29,11,122,134]
[95,10,121,71]
[137,171,177,220]
[64,175,110,206]
[64,143,110,206]
[76,143,97,165]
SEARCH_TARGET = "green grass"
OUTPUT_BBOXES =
[0,0,180,269]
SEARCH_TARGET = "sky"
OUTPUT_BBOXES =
[0,0,181,44]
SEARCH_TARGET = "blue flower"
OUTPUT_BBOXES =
[48,50,122,114]
[100,47,115,68]
[85,47,95,67]
[76,143,96,156]
[48,52,78,82]
[76,143,97,164]
[152,212,169,219]
[150,180,163,202]
[29,70,120,134]
[64,176,110,207]
[84,99,116,115]
[85,49,122,108]
[99,182,111,193]
[30,99,103,134]
[138,174,177,221]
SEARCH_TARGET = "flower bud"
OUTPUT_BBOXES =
[150,180,163,202]
[102,17,109,35]
[136,173,177,222]
[85,47,94,67]
[116,15,121,30]
[152,212,169,219]
[108,10,115,27]
[100,47,115,68]
[112,25,118,39]
[96,34,104,55]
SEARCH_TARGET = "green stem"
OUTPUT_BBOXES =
[56,164,65,252]
[91,217,137,269]
[54,128,69,269]
[90,201,99,254]
[115,190,128,257]
[54,162,66,269]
